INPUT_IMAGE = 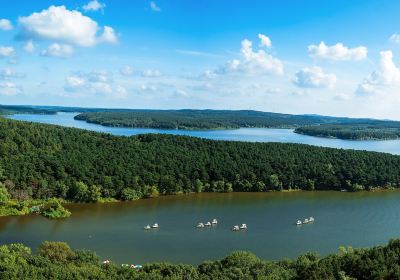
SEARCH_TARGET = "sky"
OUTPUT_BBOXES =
[2,0,400,119]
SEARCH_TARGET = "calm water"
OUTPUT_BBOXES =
[1,192,400,264]
[8,112,400,154]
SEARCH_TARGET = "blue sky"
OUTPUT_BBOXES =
[2,0,400,119]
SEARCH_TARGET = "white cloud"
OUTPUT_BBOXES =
[217,38,283,75]
[258,33,272,48]
[142,69,162,77]
[98,26,118,44]
[150,1,161,12]
[120,65,134,76]
[0,82,21,95]
[293,66,336,88]
[82,0,106,13]
[24,40,35,53]
[308,41,367,61]
[0,46,15,58]
[0,19,13,31]
[389,34,400,44]
[0,68,25,80]
[17,6,118,47]
[41,43,74,58]
[65,71,126,98]
[357,51,400,95]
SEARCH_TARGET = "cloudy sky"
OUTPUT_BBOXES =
[2,0,400,119]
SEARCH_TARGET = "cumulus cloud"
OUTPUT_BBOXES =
[308,41,367,61]
[142,69,162,77]
[65,71,126,98]
[0,46,15,58]
[82,0,106,13]
[258,33,272,48]
[217,37,283,76]
[17,6,118,47]
[98,26,118,44]
[389,34,400,44]
[41,43,74,58]
[293,66,336,88]
[357,51,400,95]
[120,65,134,76]
[24,40,35,53]
[0,82,21,95]
[0,19,13,31]
[150,1,161,12]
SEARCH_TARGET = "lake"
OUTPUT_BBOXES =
[8,112,400,155]
[1,191,400,264]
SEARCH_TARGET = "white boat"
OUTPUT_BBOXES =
[303,218,309,224]
[151,223,159,229]
[309,217,315,222]
[144,225,151,230]
[296,220,302,226]
[239,224,247,230]
[196,223,205,228]
[232,225,240,231]
[205,221,212,227]
[212,219,218,225]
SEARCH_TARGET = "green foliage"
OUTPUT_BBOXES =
[0,118,400,207]
[3,239,400,279]
[74,109,348,130]
[40,198,71,219]
[38,241,75,263]
[295,121,400,140]
[0,183,10,203]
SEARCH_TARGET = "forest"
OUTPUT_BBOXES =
[73,110,353,130]
[0,117,400,208]
[2,238,400,279]
[295,123,400,140]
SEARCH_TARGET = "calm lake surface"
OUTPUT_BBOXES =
[8,112,400,154]
[1,192,400,264]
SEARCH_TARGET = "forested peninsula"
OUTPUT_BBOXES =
[1,117,400,218]
[2,239,400,279]
[295,122,400,140]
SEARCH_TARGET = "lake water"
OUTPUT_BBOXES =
[1,191,400,264]
[8,112,400,154]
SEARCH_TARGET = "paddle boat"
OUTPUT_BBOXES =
[144,225,151,230]
[309,217,315,222]
[232,225,240,231]
[296,220,302,226]
[196,222,205,228]
[212,218,218,225]
[151,223,159,229]
[239,224,247,230]
[303,218,309,224]
[205,221,212,227]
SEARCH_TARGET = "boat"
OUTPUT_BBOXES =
[239,224,247,230]
[212,218,218,225]
[309,217,315,222]
[144,225,151,230]
[296,220,302,226]
[151,223,159,229]
[232,225,240,231]
[196,222,205,228]
[303,218,309,224]
[205,222,212,227]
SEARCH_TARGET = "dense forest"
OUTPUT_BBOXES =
[0,105,56,115]
[0,118,400,206]
[295,122,400,140]
[73,110,355,130]
[2,238,400,279]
